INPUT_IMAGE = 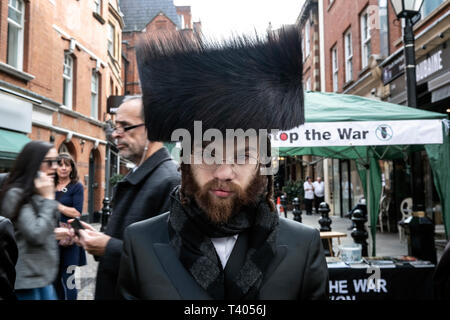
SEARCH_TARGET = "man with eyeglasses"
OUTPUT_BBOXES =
[117,27,328,300]
[74,95,180,300]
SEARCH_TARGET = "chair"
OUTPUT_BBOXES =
[398,197,413,242]
[378,195,391,233]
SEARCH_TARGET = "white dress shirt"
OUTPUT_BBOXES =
[211,235,239,269]
[304,181,314,199]
[313,181,324,197]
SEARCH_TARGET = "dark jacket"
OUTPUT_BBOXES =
[434,241,450,299]
[94,147,180,300]
[117,213,329,300]
[0,216,18,300]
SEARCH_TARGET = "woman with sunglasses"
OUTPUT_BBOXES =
[0,141,70,300]
[53,152,86,300]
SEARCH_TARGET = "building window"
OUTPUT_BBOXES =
[63,53,73,109]
[344,29,353,83]
[7,0,25,70]
[108,23,115,57]
[305,20,310,58]
[360,11,371,69]
[179,14,185,29]
[420,0,444,19]
[305,77,311,91]
[91,71,99,119]
[332,46,338,92]
[94,0,101,15]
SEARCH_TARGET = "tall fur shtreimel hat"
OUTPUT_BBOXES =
[136,26,304,142]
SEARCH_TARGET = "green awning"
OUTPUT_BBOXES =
[0,129,30,160]
[277,92,449,255]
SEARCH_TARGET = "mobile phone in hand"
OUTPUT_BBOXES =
[70,218,85,236]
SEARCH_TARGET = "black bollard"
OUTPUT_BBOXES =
[100,197,112,233]
[292,197,302,223]
[351,206,368,257]
[280,195,288,218]
[318,202,332,231]
[318,202,332,256]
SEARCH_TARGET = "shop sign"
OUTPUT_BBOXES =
[416,42,450,84]
[416,50,443,82]
[0,91,32,133]
[271,120,443,147]
[382,55,404,85]
[107,95,125,114]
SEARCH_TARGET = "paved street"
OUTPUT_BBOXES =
[76,223,100,300]
[75,212,447,300]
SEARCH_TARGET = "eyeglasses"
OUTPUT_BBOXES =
[112,123,145,134]
[43,158,60,167]
[194,153,260,174]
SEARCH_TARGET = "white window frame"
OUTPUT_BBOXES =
[63,53,73,109]
[91,70,99,119]
[360,11,371,69]
[344,29,353,83]
[7,0,25,70]
[108,23,115,57]
[94,0,101,15]
[179,13,185,29]
[302,34,305,62]
[332,46,338,92]
[305,20,310,58]
[305,77,311,91]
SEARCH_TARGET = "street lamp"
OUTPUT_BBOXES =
[390,0,424,211]
[390,0,424,18]
[100,119,115,232]
[390,0,436,264]
[390,0,424,108]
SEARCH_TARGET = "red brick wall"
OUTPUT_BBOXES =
[323,0,381,92]
[176,6,192,29]
[388,1,450,53]
[123,14,180,95]
[0,0,123,215]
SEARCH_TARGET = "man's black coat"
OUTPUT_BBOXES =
[94,147,180,300]
[117,213,329,300]
[0,216,18,300]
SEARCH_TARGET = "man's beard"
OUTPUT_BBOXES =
[183,166,267,224]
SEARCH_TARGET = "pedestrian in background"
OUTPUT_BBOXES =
[313,176,324,213]
[53,152,86,300]
[0,216,18,300]
[74,96,180,300]
[303,176,314,215]
[0,141,70,300]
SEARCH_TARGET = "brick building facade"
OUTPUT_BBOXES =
[292,0,449,223]
[0,0,124,220]
[120,0,201,95]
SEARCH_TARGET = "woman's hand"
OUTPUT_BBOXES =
[34,172,55,200]
[55,227,75,246]
[54,227,71,240]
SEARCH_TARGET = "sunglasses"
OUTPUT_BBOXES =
[43,158,61,167]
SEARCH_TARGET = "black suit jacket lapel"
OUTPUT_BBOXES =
[153,243,213,300]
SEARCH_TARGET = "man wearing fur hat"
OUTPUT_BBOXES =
[117,27,328,300]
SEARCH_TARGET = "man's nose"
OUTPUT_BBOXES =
[213,164,235,181]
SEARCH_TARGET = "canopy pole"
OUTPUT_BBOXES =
[366,167,373,257]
